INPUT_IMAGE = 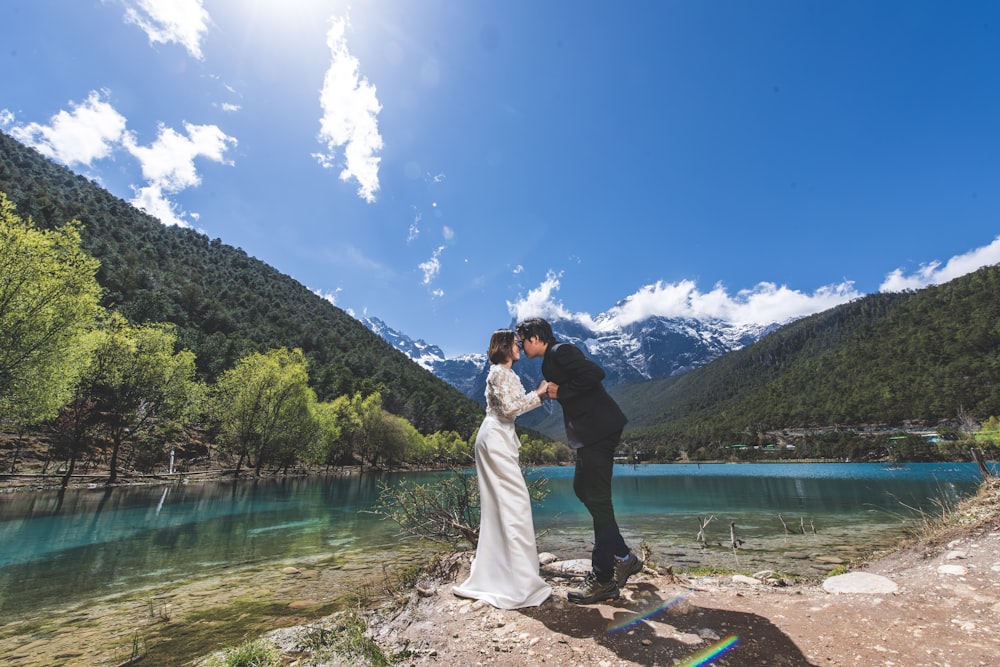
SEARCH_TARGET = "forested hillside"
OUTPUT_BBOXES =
[0,131,481,437]
[618,267,1000,454]
[5,127,998,465]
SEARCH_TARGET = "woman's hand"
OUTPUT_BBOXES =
[536,380,549,398]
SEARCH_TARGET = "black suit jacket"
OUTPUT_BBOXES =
[542,343,627,448]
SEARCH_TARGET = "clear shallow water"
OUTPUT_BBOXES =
[530,462,992,577]
[0,462,991,618]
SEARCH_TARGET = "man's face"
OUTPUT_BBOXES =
[521,335,544,359]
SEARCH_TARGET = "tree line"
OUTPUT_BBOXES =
[1,193,568,486]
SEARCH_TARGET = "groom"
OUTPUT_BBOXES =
[516,317,642,604]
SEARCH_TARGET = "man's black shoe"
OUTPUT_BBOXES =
[568,572,620,605]
[613,550,643,588]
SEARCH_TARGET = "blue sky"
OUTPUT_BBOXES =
[2,1,999,357]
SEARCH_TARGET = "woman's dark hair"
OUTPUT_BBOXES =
[516,317,556,346]
[487,329,517,365]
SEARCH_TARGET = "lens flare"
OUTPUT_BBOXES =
[605,589,691,634]
[676,635,740,666]
[605,590,738,666]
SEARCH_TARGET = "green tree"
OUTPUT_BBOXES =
[374,411,424,467]
[424,429,473,465]
[84,313,199,484]
[0,193,101,426]
[48,396,101,489]
[345,392,383,471]
[211,347,317,476]
[305,400,345,469]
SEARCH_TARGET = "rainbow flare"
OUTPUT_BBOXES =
[604,590,739,666]
[605,590,691,634]
[676,635,740,666]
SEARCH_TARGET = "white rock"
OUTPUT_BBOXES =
[937,564,968,576]
[944,550,968,560]
[541,559,591,576]
[822,572,898,594]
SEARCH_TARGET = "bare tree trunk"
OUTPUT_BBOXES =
[970,447,994,480]
[729,521,743,551]
[697,515,715,545]
[107,432,123,485]
[61,455,77,490]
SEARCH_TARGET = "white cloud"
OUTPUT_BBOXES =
[312,287,341,305]
[123,0,211,60]
[509,271,862,330]
[129,184,190,227]
[879,236,1000,292]
[0,109,14,126]
[408,212,422,242]
[7,90,235,227]
[419,246,446,284]
[314,16,383,203]
[9,90,126,166]
[508,272,591,326]
[122,121,237,226]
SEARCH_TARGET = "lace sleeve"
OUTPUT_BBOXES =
[487,366,542,420]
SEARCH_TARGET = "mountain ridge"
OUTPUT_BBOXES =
[0,130,483,437]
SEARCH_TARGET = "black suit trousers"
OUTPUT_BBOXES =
[573,429,628,581]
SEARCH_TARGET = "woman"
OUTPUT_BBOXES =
[452,329,552,609]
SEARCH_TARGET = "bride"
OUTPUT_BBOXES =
[452,329,552,609]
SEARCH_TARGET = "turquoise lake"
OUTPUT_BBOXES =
[0,462,992,620]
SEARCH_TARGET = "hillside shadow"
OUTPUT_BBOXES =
[520,582,816,667]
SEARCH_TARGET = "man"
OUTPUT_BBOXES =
[516,317,642,604]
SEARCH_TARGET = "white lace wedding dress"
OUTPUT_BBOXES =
[452,365,552,609]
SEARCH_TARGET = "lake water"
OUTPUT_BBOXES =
[0,462,990,621]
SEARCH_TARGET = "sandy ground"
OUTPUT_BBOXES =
[264,478,1000,667]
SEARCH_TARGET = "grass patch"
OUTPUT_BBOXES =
[315,609,396,666]
[202,638,281,667]
[202,609,401,667]
[136,594,348,666]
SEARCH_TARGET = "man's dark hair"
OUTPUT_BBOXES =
[516,317,556,346]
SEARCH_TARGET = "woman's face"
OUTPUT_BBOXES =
[511,336,523,361]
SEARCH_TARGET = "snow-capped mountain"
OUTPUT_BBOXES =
[361,315,776,402]
[361,316,486,397]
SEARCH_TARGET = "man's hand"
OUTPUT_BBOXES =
[545,382,559,399]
